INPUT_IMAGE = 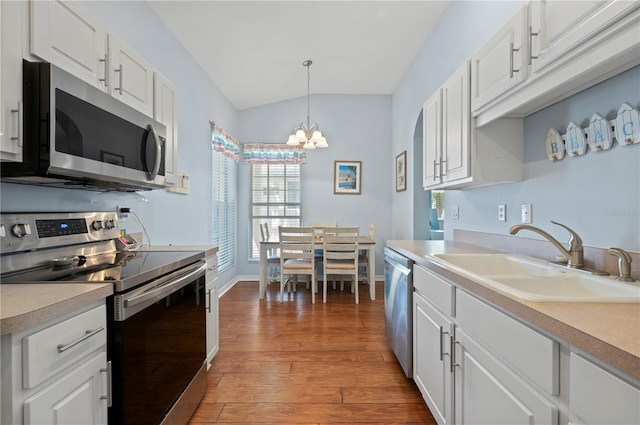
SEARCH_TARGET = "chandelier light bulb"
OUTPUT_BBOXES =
[295,128,307,142]
[287,134,299,146]
[311,129,322,141]
[303,140,316,150]
[315,136,328,148]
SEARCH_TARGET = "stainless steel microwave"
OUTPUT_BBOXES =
[1,61,166,192]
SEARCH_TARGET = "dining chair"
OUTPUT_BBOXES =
[322,226,360,304]
[279,226,318,303]
[358,223,376,286]
[260,223,280,286]
[309,222,337,286]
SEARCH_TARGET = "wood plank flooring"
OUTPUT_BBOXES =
[188,280,436,424]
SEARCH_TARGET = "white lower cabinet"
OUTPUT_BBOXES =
[23,352,108,425]
[413,265,557,425]
[413,263,640,425]
[205,254,219,365]
[414,290,454,425]
[569,352,640,425]
[1,302,108,424]
[453,327,557,425]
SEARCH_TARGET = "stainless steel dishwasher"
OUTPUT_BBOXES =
[384,247,414,378]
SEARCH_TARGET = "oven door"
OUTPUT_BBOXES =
[108,260,206,425]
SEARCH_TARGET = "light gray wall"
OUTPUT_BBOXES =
[391,0,525,240]
[237,94,392,276]
[0,1,241,287]
[444,66,640,251]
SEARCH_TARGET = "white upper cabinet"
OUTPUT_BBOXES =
[422,89,442,188]
[441,63,471,184]
[529,0,639,74]
[0,0,24,162]
[153,72,178,185]
[423,61,471,189]
[471,5,528,113]
[30,0,108,90]
[109,34,154,117]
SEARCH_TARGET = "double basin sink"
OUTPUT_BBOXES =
[428,253,640,303]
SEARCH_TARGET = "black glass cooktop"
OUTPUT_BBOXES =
[2,250,203,292]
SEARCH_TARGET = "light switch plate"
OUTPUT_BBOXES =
[521,204,532,223]
[451,206,460,220]
[498,204,506,221]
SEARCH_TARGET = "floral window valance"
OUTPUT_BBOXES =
[211,121,240,161]
[242,143,307,164]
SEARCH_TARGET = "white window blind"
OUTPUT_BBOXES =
[213,151,237,272]
[250,163,301,259]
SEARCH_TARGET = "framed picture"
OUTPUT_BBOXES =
[334,160,362,194]
[396,151,406,192]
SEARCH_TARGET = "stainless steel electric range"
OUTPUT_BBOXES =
[1,212,207,425]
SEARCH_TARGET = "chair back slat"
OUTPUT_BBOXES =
[323,227,359,262]
[279,227,315,261]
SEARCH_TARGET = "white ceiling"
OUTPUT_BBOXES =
[148,0,449,110]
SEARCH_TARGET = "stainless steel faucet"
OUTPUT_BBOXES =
[608,247,635,282]
[509,221,584,269]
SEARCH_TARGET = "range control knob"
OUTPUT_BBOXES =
[104,220,115,230]
[91,220,103,231]
[11,223,32,238]
[0,224,5,238]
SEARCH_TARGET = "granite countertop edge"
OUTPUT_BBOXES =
[386,240,640,382]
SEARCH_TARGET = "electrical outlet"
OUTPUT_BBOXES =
[521,204,532,224]
[451,206,460,220]
[498,204,506,221]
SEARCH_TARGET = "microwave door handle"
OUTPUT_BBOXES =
[146,124,162,180]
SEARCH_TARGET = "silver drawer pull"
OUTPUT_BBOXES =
[100,361,112,407]
[57,326,104,353]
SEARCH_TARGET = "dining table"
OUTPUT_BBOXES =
[259,235,376,301]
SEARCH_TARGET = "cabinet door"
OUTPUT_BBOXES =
[154,72,178,185]
[206,279,220,364]
[108,34,154,117]
[23,353,108,425]
[414,292,454,425]
[0,0,23,162]
[453,328,557,425]
[205,255,219,364]
[471,5,528,112]
[442,61,471,183]
[423,89,443,188]
[529,0,639,74]
[30,0,108,91]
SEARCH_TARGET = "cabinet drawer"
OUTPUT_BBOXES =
[413,265,454,316]
[206,254,218,284]
[23,304,106,389]
[456,290,558,395]
[570,353,640,424]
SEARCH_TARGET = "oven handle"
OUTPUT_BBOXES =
[123,262,206,309]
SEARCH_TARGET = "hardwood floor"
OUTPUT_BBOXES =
[188,280,436,424]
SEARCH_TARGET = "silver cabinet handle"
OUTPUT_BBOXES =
[10,102,22,146]
[206,289,212,313]
[441,158,447,177]
[509,42,521,78]
[146,124,162,180]
[100,361,112,407]
[439,326,450,362]
[57,326,104,353]
[113,64,123,94]
[528,26,539,65]
[99,55,108,87]
[450,338,461,372]
[433,160,439,181]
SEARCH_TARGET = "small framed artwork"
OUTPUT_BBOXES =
[396,151,407,192]
[334,160,362,195]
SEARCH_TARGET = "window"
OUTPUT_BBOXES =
[212,151,237,272]
[431,190,445,220]
[250,164,301,259]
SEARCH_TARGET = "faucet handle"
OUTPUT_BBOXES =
[608,247,635,282]
[550,220,583,250]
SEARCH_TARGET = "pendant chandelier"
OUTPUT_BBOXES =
[286,60,328,149]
